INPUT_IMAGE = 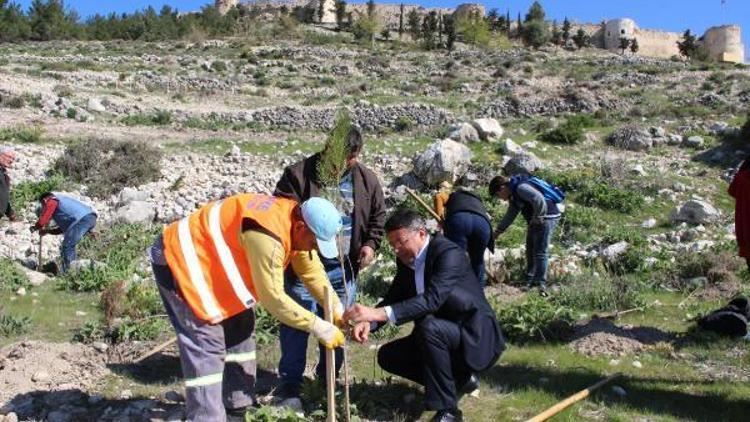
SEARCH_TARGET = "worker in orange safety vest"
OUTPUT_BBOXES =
[148,193,345,421]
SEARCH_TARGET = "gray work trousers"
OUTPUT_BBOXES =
[153,263,257,422]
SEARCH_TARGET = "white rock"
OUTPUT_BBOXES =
[602,241,629,262]
[447,122,480,143]
[118,187,149,205]
[75,311,87,317]
[683,136,704,148]
[31,371,49,382]
[121,389,133,400]
[114,201,156,225]
[670,200,720,225]
[412,139,472,186]
[471,118,504,141]
[641,218,657,229]
[15,287,26,296]
[632,360,643,368]
[87,97,106,113]
[92,342,109,353]
[500,138,523,154]
[22,268,49,286]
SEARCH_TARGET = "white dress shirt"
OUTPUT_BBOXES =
[384,235,430,323]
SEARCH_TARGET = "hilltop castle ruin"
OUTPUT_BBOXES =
[214,1,745,64]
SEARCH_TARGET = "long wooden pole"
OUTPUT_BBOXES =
[336,237,351,422]
[134,337,177,364]
[324,285,337,422]
[37,234,43,271]
[405,187,443,223]
[525,373,622,422]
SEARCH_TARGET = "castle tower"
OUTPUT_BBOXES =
[603,18,637,51]
[702,25,745,64]
[216,0,239,15]
[306,0,337,24]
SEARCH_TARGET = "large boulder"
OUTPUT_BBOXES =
[605,126,653,151]
[118,188,149,206]
[412,139,472,186]
[670,200,720,225]
[471,118,504,141]
[114,201,156,225]
[503,151,543,175]
[447,122,480,143]
[87,98,106,113]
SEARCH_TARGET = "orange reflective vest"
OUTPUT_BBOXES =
[163,193,298,323]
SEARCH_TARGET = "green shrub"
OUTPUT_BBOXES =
[557,205,603,244]
[553,274,646,312]
[66,107,77,119]
[0,94,25,108]
[121,110,172,126]
[0,126,44,143]
[254,305,279,346]
[0,258,30,292]
[73,320,106,343]
[114,317,169,342]
[540,118,585,145]
[0,312,32,337]
[58,224,159,292]
[394,116,414,132]
[210,60,227,72]
[577,182,645,213]
[53,139,162,198]
[492,293,575,343]
[10,174,66,212]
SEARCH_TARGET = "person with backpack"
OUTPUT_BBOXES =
[489,174,564,293]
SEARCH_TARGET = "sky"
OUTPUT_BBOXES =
[13,1,750,61]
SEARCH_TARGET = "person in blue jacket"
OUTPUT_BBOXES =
[30,192,97,273]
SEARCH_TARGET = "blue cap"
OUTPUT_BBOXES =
[300,197,342,259]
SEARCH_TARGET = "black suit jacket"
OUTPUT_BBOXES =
[376,235,505,372]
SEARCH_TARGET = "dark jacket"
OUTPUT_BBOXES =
[376,235,505,372]
[445,190,495,252]
[274,152,386,275]
[0,168,12,219]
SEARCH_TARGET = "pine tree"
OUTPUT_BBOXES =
[524,1,545,22]
[572,28,589,49]
[551,20,561,46]
[562,17,571,43]
[619,37,630,55]
[366,0,376,18]
[630,37,639,54]
[334,0,347,29]
[444,14,456,51]
[317,0,325,22]
[406,8,420,41]
[398,3,404,39]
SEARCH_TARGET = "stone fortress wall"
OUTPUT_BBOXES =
[218,1,745,63]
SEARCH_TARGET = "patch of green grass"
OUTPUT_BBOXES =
[492,293,576,344]
[0,125,44,143]
[0,312,31,337]
[10,174,66,212]
[57,224,159,292]
[120,110,173,126]
[553,273,647,312]
[0,257,30,292]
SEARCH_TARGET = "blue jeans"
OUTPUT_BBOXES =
[525,217,559,288]
[60,213,97,273]
[444,211,491,287]
[278,257,356,395]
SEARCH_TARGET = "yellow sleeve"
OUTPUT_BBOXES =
[240,230,318,332]
[290,251,343,312]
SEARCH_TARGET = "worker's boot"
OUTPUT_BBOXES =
[431,408,463,422]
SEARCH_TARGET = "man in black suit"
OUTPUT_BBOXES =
[343,209,505,422]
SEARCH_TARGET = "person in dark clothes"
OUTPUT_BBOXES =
[273,125,386,405]
[344,210,505,422]
[441,188,494,287]
[0,147,17,222]
[729,156,750,271]
[489,175,561,293]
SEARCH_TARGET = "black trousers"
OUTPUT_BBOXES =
[377,315,471,411]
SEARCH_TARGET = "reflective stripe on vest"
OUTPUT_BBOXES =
[209,201,255,308]
[178,216,223,322]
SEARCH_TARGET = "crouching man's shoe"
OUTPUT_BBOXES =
[431,408,463,422]
[458,373,480,399]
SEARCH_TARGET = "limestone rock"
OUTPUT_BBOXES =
[602,241,629,262]
[118,187,149,206]
[114,201,156,225]
[447,122,480,143]
[606,126,652,151]
[412,139,472,186]
[69,259,106,273]
[670,200,720,225]
[86,98,106,113]
[683,135,704,149]
[22,268,49,286]
[503,151,543,175]
[499,138,523,155]
[471,118,504,141]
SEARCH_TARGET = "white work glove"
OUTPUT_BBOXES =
[311,317,345,349]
